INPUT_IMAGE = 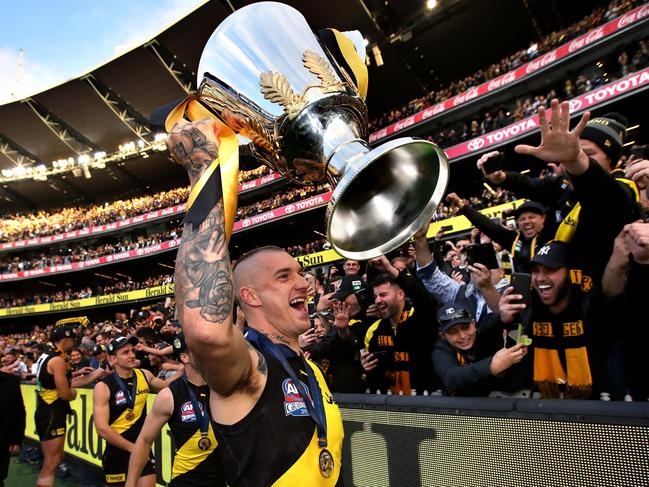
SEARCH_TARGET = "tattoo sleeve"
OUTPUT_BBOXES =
[169,125,219,180]
[175,201,233,324]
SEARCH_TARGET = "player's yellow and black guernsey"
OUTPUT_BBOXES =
[101,368,155,485]
[34,346,72,441]
[210,349,344,486]
[167,378,225,487]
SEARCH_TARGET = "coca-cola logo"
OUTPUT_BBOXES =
[467,138,485,151]
[568,99,582,112]
[242,219,251,227]
[525,51,557,74]
[487,72,516,91]
[617,6,649,29]
[568,27,605,53]
[284,204,296,214]
[432,103,445,115]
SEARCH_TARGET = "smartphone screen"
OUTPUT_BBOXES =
[510,272,531,306]
[483,153,505,174]
[466,243,499,269]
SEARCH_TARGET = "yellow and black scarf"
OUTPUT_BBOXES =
[531,316,592,399]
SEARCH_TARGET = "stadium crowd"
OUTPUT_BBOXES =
[0,165,272,244]
[0,273,173,309]
[5,98,648,405]
[424,39,649,149]
[368,0,641,131]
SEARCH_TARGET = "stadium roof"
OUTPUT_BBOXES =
[0,0,612,211]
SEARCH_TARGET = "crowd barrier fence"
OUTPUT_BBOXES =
[19,384,649,486]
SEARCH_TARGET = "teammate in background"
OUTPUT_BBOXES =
[126,333,224,487]
[168,117,344,485]
[93,336,182,487]
[35,326,106,487]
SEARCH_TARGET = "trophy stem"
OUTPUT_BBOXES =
[325,138,368,187]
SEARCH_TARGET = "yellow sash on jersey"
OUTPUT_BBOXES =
[110,368,149,434]
[172,423,218,479]
[273,359,343,486]
[164,96,239,241]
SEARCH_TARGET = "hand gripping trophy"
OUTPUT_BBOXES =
[163,1,449,259]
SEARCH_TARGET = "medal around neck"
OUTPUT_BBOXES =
[194,1,449,260]
[319,448,334,477]
[198,436,212,451]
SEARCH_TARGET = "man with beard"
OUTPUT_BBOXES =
[447,194,550,272]
[163,113,344,485]
[360,257,438,395]
[478,106,640,284]
[126,333,224,487]
[93,336,181,486]
[498,241,601,399]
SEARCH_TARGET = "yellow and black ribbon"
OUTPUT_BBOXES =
[164,95,239,241]
[318,29,368,100]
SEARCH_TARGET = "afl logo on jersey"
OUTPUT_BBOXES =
[180,401,204,423]
[282,378,311,417]
[115,390,127,406]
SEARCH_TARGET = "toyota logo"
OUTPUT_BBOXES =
[285,204,296,214]
[242,219,251,227]
[568,99,582,112]
[467,138,485,151]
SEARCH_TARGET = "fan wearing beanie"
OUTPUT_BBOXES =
[514,100,640,285]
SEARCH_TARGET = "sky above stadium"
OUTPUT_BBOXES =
[0,0,205,105]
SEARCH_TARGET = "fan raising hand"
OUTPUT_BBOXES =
[514,99,591,176]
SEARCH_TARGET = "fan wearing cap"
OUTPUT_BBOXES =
[126,333,224,487]
[498,241,606,399]
[511,101,640,284]
[432,303,529,397]
[93,336,183,487]
[447,192,551,271]
[34,326,106,487]
[90,344,110,370]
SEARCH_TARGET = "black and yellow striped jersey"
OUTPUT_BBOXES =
[102,368,149,442]
[210,350,344,486]
[167,378,225,486]
[35,346,71,406]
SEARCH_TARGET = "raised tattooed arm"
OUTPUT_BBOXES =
[169,118,253,395]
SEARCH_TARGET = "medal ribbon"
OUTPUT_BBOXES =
[183,375,209,438]
[113,372,137,414]
[246,328,328,448]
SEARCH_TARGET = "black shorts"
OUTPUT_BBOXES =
[34,401,70,442]
[103,445,155,486]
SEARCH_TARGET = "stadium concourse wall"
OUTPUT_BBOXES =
[0,200,523,319]
[20,384,649,486]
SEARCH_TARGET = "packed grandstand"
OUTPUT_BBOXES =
[1,0,648,486]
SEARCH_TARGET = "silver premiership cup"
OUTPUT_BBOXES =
[196,1,449,260]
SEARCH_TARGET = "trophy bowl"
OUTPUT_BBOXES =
[195,1,449,260]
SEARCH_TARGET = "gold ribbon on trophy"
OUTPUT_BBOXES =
[164,95,239,241]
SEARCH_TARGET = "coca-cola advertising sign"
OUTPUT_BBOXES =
[445,68,649,160]
[0,238,182,281]
[368,3,649,143]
